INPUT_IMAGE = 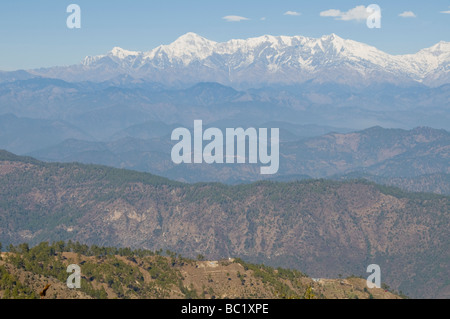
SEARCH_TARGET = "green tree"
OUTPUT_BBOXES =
[303,286,315,299]
[54,241,65,253]
[18,243,29,254]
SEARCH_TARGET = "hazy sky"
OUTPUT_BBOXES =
[1,0,449,70]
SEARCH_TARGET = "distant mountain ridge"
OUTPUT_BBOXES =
[26,126,450,194]
[8,33,449,87]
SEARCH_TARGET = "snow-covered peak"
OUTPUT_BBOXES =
[143,32,217,63]
[172,32,214,45]
[424,41,450,54]
[75,33,450,86]
[235,34,306,47]
[83,47,140,66]
[320,33,347,48]
[109,47,140,59]
[82,54,105,66]
[398,41,450,77]
[416,41,450,65]
[321,33,342,41]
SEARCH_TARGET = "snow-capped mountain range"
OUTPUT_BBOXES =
[30,32,450,87]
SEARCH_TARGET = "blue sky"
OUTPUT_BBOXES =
[0,0,449,70]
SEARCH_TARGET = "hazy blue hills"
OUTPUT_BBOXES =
[0,75,448,191]
[0,114,93,154]
[1,78,449,133]
[25,126,450,194]
[0,70,37,83]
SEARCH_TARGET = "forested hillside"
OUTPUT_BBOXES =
[0,151,448,298]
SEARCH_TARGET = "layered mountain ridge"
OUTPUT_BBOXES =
[26,33,450,87]
[0,150,448,298]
